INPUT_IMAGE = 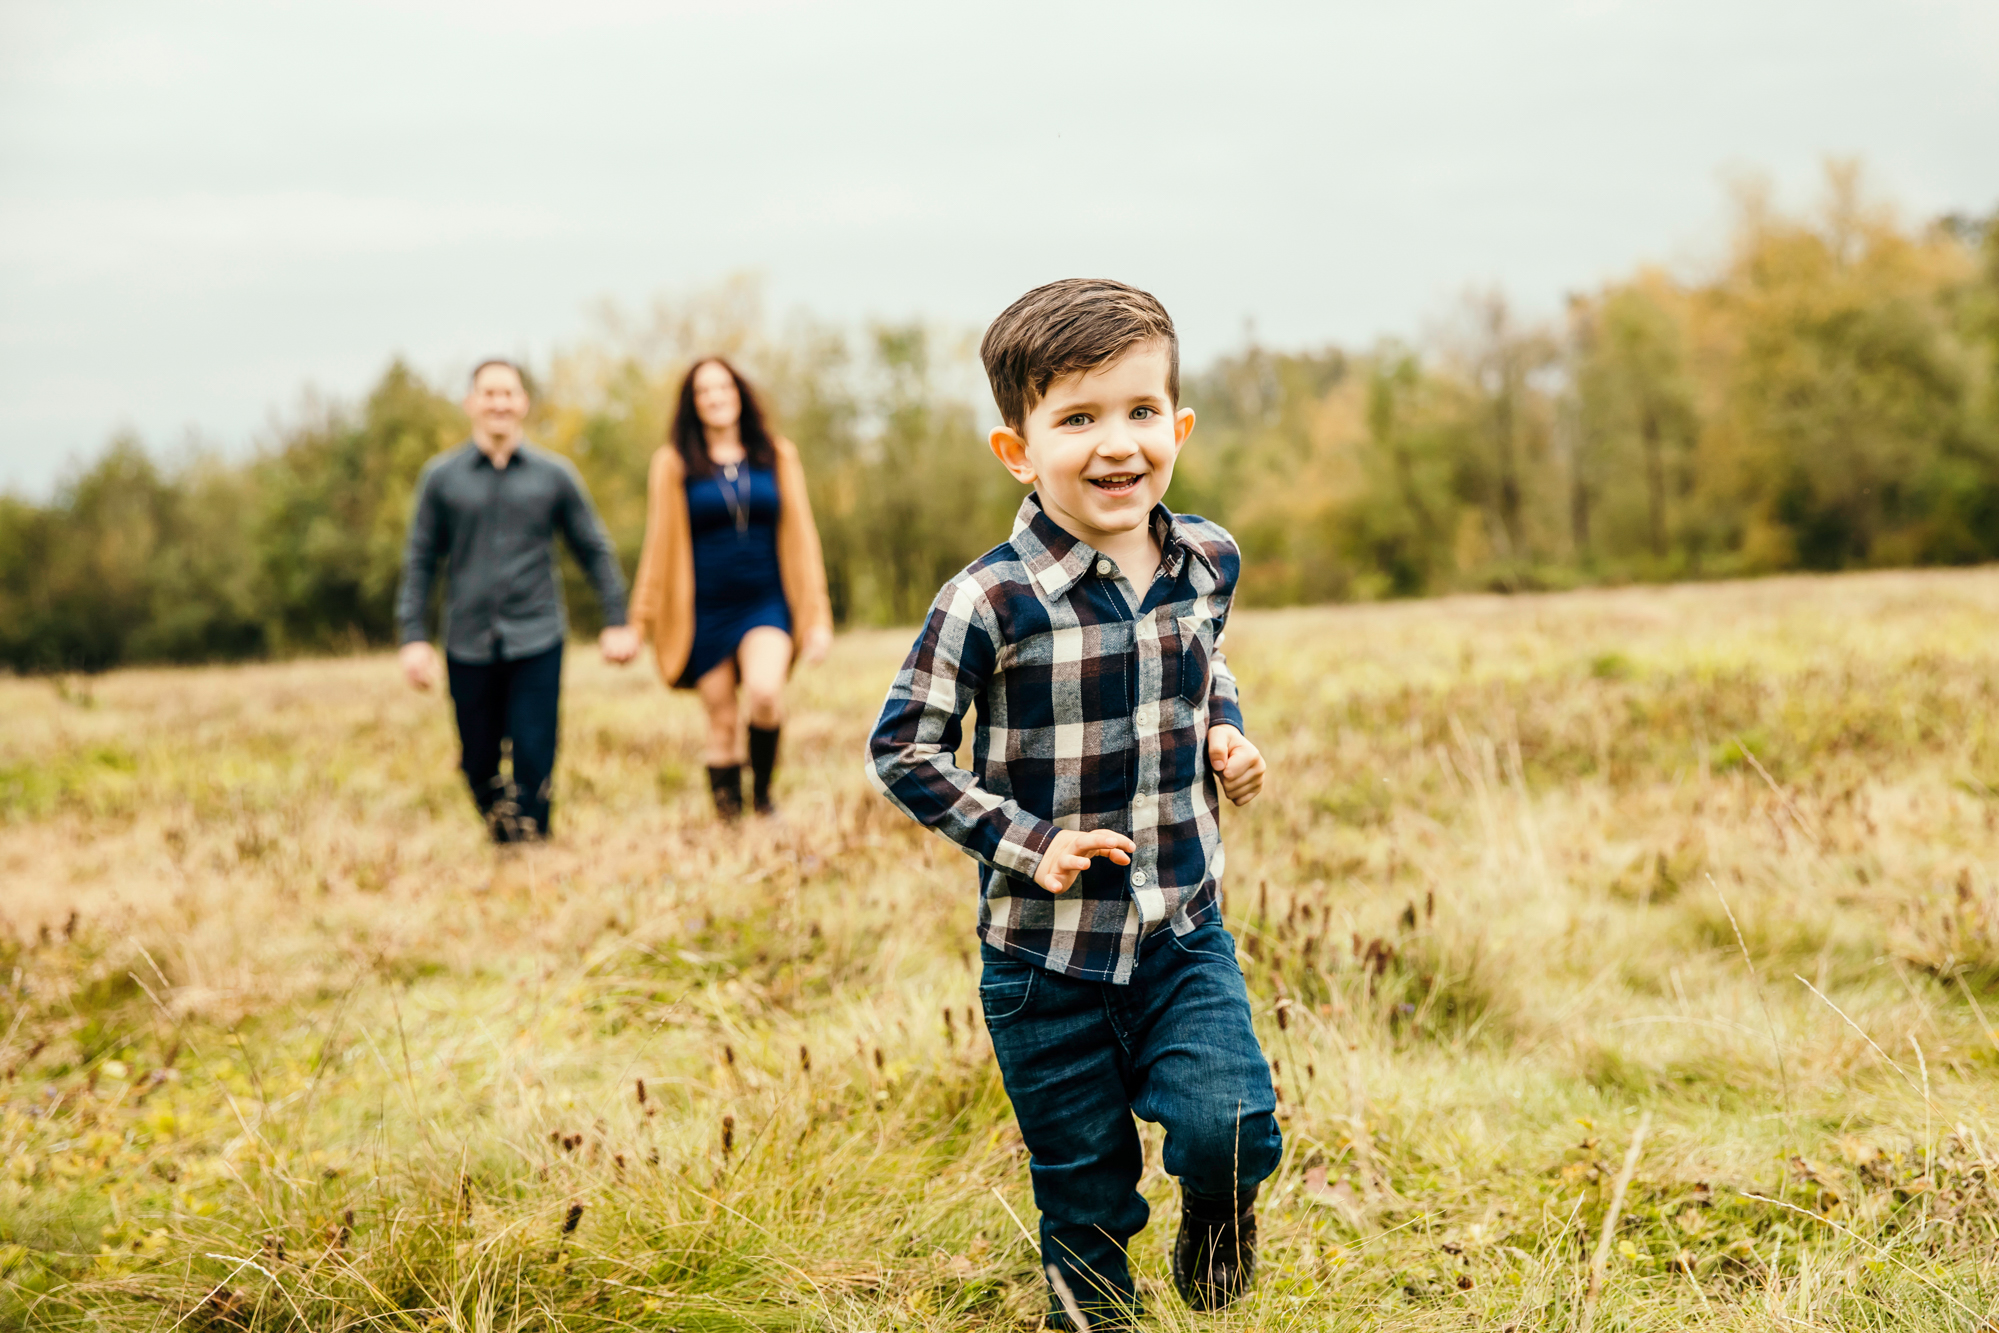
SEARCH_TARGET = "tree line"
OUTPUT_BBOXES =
[3,164,1995,673]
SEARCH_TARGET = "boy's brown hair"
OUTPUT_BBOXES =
[979,279,1179,432]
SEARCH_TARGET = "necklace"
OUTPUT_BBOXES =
[719,462,750,533]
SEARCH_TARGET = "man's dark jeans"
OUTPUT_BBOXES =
[980,921,1281,1325]
[446,642,562,842]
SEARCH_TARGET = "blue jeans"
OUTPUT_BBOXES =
[980,921,1282,1324]
[446,642,563,841]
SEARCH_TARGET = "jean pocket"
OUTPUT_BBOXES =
[978,963,1038,1026]
[1169,924,1243,969]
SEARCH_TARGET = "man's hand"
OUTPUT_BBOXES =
[399,641,441,691]
[1208,724,1265,806]
[599,625,641,665]
[1033,828,1135,895]
[801,624,833,666]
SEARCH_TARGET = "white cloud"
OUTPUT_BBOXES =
[40,29,215,90]
[749,183,952,231]
[0,0,1994,495]
[349,0,824,34]
[0,192,572,282]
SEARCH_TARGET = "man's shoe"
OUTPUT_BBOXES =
[1171,1197,1258,1311]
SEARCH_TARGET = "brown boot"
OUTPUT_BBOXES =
[1171,1191,1258,1311]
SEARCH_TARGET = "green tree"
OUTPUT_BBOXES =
[0,438,264,670]
[1706,164,1985,569]
[255,361,463,651]
[9,200,1999,676]
[1180,344,1356,603]
[1331,343,1466,596]
[1572,279,1701,567]
[825,325,1016,624]
[1450,292,1561,571]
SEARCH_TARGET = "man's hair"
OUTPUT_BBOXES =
[469,358,529,394]
[979,279,1178,432]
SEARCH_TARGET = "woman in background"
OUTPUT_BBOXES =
[629,358,832,819]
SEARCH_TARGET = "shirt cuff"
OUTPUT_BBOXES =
[993,811,1061,885]
[1209,697,1246,735]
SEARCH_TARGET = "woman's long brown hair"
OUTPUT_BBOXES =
[671,357,777,479]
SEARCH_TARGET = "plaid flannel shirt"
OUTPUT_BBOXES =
[867,493,1246,984]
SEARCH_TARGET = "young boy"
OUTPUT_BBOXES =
[868,279,1280,1328]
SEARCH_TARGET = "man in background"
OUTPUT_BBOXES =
[396,358,639,842]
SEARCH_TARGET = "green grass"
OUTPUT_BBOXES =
[6,566,1999,1329]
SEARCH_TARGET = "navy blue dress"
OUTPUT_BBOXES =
[677,465,792,687]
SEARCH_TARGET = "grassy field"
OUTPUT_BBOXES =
[6,569,1999,1331]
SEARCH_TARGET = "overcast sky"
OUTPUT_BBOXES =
[3,0,1995,496]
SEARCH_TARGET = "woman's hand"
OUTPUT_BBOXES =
[1033,828,1135,894]
[802,624,833,666]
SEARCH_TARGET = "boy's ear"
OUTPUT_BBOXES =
[1174,407,1196,447]
[988,425,1037,484]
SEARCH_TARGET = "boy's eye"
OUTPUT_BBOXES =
[1131,406,1157,420]
[1061,413,1092,427]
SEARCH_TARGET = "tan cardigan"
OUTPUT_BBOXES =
[628,436,833,688]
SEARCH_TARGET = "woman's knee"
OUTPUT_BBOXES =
[742,679,784,725]
[701,692,738,735]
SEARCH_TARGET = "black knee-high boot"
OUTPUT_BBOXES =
[706,765,744,821]
[747,726,780,815]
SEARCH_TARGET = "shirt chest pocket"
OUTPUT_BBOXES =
[1173,614,1215,705]
[500,477,559,538]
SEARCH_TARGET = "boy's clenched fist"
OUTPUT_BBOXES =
[1207,724,1264,806]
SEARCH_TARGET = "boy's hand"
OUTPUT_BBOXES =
[1034,828,1134,894]
[1208,724,1265,806]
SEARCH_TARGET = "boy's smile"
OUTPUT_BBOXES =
[988,341,1195,577]
[1087,471,1145,498]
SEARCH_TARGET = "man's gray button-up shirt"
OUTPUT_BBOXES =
[395,441,628,664]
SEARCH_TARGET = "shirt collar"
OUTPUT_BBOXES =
[1009,492,1217,600]
[464,438,532,470]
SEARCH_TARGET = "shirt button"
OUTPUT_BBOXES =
[1096,559,1114,576]
[1135,702,1158,728]
[1131,870,1148,887]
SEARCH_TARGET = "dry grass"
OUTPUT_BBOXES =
[6,567,1999,1330]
